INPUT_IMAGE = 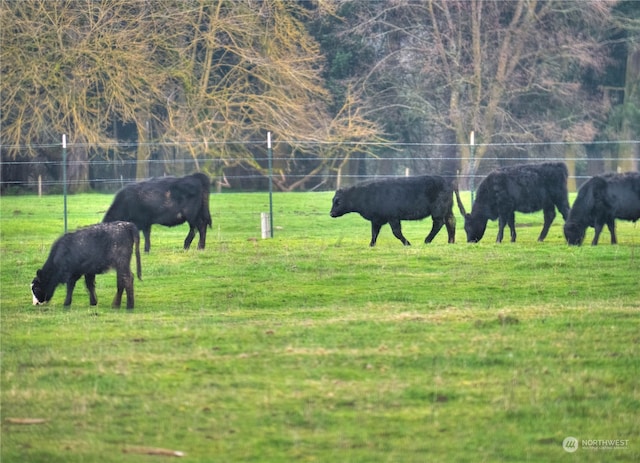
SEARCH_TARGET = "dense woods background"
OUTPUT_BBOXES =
[1,0,639,193]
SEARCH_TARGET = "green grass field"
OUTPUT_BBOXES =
[1,191,639,462]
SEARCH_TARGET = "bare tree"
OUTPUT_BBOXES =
[331,0,619,181]
[160,0,379,189]
[1,0,378,191]
[1,0,173,189]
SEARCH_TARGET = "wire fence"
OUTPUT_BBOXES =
[3,139,640,150]
[1,140,639,193]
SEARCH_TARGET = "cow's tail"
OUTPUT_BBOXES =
[201,175,213,229]
[204,192,212,229]
[450,176,458,193]
[452,174,467,216]
[131,224,142,281]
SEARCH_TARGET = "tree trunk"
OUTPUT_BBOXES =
[67,144,90,193]
[621,44,640,172]
[135,117,150,180]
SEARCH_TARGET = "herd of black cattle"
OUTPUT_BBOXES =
[31,163,640,310]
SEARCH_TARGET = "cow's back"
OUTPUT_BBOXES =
[45,222,134,276]
[479,163,568,215]
[104,176,190,227]
[604,172,640,221]
[507,169,551,213]
[352,176,450,220]
[103,181,154,226]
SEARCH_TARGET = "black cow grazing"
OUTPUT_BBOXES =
[330,175,456,246]
[454,162,571,243]
[564,171,640,245]
[103,173,212,252]
[31,222,142,309]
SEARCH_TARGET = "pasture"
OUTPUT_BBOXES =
[1,191,639,462]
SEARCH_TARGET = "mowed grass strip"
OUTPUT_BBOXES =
[1,192,639,462]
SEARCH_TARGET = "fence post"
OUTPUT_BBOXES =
[62,134,68,233]
[469,131,476,208]
[267,131,274,238]
[261,213,271,239]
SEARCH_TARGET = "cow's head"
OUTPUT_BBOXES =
[454,188,486,242]
[463,217,487,243]
[330,190,348,218]
[31,270,52,305]
[563,221,585,246]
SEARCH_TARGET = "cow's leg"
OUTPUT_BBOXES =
[607,219,617,244]
[123,270,135,310]
[184,226,196,250]
[424,217,445,244]
[507,213,517,242]
[537,207,556,242]
[592,223,604,245]
[389,219,410,246]
[369,221,384,247]
[142,227,152,253]
[496,216,507,243]
[445,211,456,244]
[197,222,207,250]
[64,276,80,307]
[112,271,125,309]
[85,274,98,306]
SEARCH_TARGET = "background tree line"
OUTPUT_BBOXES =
[1,0,639,193]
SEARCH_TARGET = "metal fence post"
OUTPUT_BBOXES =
[469,131,476,208]
[62,134,68,233]
[267,131,274,238]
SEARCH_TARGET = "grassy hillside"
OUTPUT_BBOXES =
[1,192,639,462]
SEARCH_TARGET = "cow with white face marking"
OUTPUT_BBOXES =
[31,221,142,309]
